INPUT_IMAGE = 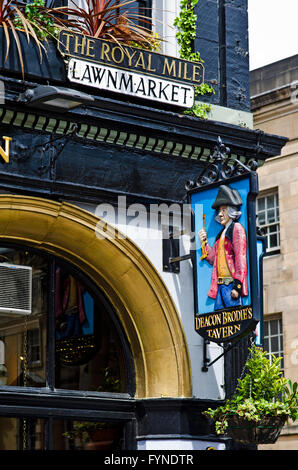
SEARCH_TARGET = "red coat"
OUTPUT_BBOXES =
[205,222,248,299]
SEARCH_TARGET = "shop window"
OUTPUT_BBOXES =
[263,316,284,372]
[0,245,130,393]
[257,190,280,255]
[0,244,134,450]
[0,417,124,450]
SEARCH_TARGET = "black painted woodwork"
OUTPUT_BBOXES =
[0,75,288,206]
[195,0,250,112]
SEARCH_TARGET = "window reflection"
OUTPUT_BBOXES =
[0,248,47,387]
[55,265,125,392]
[0,417,123,450]
[57,420,123,450]
[0,417,46,450]
[0,246,126,393]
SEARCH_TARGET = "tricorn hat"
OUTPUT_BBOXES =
[211,185,242,209]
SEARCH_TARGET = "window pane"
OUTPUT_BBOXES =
[55,266,126,393]
[269,224,278,234]
[257,198,265,211]
[267,209,276,223]
[269,234,278,248]
[280,334,283,350]
[257,212,266,225]
[267,195,275,208]
[271,336,279,353]
[270,319,278,335]
[0,246,129,393]
[257,192,280,252]
[54,419,124,450]
[0,248,47,387]
[0,417,46,450]
[264,317,283,372]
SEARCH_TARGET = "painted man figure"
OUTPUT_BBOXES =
[198,185,248,310]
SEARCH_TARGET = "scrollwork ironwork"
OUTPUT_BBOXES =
[185,136,258,190]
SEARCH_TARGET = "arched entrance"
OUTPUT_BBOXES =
[0,194,192,399]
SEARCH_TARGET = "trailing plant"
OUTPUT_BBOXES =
[204,345,298,436]
[174,0,214,119]
[13,0,59,41]
[183,101,211,120]
[174,0,201,63]
[0,0,48,76]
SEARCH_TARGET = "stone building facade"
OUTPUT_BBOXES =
[251,55,298,450]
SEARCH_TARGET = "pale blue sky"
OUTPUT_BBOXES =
[248,0,298,70]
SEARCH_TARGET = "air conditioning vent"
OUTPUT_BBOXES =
[0,263,32,315]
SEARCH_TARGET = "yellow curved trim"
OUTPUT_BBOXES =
[0,194,192,398]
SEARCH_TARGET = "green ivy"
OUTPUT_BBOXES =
[183,102,211,120]
[174,0,214,119]
[14,0,58,40]
[174,0,201,62]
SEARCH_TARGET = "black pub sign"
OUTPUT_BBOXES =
[58,30,204,108]
[189,171,262,343]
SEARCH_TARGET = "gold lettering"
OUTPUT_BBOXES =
[213,328,221,338]
[183,62,191,81]
[74,34,86,55]
[147,54,156,72]
[235,310,242,321]
[86,39,95,58]
[228,325,234,337]
[0,136,12,163]
[222,326,228,338]
[162,58,176,77]
[101,43,111,61]
[248,307,253,319]
[178,61,182,79]
[192,65,202,83]
[61,32,74,53]
[135,52,146,69]
[125,48,137,66]
[111,46,125,64]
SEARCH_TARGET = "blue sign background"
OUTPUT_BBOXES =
[191,177,251,315]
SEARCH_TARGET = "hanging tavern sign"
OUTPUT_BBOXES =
[187,138,262,343]
[58,30,204,108]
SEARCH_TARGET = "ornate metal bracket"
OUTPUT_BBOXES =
[185,136,258,191]
[10,124,78,177]
[36,124,78,177]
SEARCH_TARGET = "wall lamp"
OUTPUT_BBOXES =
[18,85,95,112]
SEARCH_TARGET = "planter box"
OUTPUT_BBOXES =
[0,26,66,82]
[227,414,287,445]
